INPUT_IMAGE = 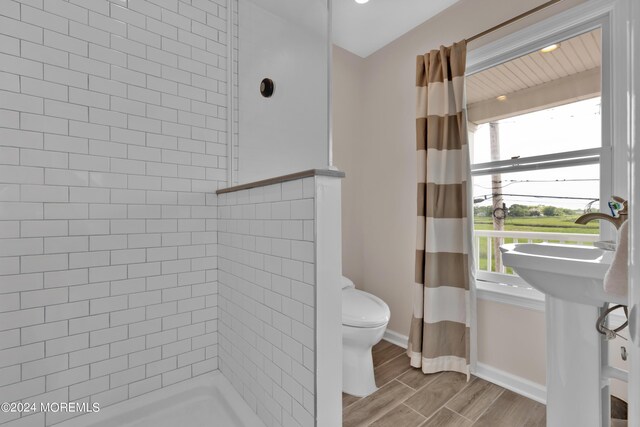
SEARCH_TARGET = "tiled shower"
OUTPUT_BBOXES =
[0,0,230,425]
[0,0,338,426]
[218,179,317,426]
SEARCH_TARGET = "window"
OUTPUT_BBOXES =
[466,28,607,289]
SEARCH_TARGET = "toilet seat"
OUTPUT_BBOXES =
[342,288,390,328]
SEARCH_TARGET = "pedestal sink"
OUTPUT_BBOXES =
[501,243,627,427]
[500,243,624,306]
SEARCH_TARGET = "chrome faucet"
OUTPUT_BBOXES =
[575,196,628,230]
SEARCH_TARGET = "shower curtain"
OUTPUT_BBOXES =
[408,41,475,376]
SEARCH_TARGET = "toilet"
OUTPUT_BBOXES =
[341,276,391,397]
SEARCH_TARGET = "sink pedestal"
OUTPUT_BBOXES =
[546,296,606,427]
[500,242,625,427]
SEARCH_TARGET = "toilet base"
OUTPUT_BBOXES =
[342,347,377,397]
[342,323,388,397]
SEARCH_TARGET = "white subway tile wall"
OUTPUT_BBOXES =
[0,0,228,425]
[217,178,316,427]
[231,0,239,184]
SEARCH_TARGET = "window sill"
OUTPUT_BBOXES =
[476,280,545,311]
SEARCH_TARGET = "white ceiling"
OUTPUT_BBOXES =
[332,0,461,58]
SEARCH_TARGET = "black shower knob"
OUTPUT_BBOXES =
[260,78,274,98]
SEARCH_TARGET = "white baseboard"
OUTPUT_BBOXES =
[382,329,546,405]
[383,329,408,349]
[473,363,546,404]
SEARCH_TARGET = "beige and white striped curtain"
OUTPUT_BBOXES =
[408,41,474,376]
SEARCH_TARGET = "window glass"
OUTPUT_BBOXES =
[467,28,604,286]
[473,164,600,234]
[471,98,601,165]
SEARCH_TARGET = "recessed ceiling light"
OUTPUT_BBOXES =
[540,44,559,53]
[496,95,507,101]
[355,0,369,4]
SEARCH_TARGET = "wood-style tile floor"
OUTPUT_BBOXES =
[342,340,546,427]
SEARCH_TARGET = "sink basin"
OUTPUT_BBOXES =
[500,243,625,306]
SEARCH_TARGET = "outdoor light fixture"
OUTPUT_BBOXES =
[496,95,507,101]
[540,44,559,53]
[355,0,369,4]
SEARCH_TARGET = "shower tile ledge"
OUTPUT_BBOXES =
[216,169,345,194]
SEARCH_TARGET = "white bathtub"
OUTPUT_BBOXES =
[58,372,265,427]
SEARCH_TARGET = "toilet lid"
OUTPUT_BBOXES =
[342,288,390,328]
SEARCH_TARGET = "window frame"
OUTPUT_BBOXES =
[462,0,634,400]
[466,15,615,291]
